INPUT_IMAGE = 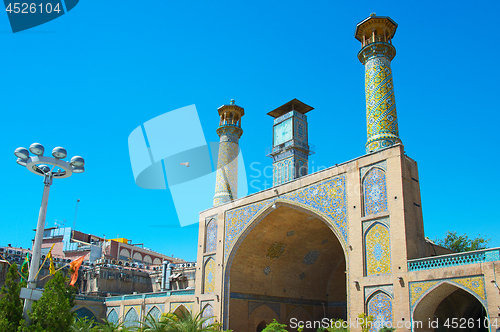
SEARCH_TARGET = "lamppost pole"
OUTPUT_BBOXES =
[14,143,85,323]
[23,172,52,319]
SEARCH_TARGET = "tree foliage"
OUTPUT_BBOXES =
[262,319,288,332]
[139,313,168,332]
[70,317,97,332]
[0,263,24,332]
[164,308,221,332]
[92,318,129,332]
[28,271,76,332]
[357,313,373,332]
[435,231,490,252]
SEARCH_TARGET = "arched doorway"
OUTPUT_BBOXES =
[226,203,347,332]
[413,282,488,332]
[256,320,270,332]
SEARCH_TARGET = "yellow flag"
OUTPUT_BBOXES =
[47,252,56,275]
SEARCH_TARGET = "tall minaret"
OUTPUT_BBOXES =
[355,14,402,153]
[213,100,244,207]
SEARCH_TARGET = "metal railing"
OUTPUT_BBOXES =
[407,247,500,271]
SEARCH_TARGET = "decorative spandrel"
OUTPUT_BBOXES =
[224,175,347,263]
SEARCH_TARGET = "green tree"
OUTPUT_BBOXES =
[0,263,24,332]
[28,272,76,332]
[435,231,490,252]
[139,313,168,332]
[71,317,97,332]
[357,313,373,332]
[93,318,129,332]
[166,308,220,332]
[262,319,288,332]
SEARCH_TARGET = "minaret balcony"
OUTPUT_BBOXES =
[357,41,396,64]
[266,140,314,157]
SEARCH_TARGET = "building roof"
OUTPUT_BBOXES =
[354,14,398,42]
[267,98,314,118]
[217,103,245,117]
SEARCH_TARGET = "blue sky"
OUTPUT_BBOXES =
[1,1,499,262]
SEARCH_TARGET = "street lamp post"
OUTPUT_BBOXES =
[14,143,85,322]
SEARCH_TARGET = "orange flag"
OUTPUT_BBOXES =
[69,255,86,286]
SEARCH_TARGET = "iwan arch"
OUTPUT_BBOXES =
[105,14,500,332]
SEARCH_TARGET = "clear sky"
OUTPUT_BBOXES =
[1,0,499,262]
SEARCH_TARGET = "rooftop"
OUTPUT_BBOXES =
[267,98,314,118]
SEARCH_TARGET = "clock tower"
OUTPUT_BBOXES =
[268,99,313,186]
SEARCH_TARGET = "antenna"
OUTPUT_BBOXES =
[73,199,80,229]
[55,219,66,228]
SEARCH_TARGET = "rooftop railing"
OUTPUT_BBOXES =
[105,288,195,302]
[407,247,500,272]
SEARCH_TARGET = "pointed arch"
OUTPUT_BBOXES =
[205,217,218,253]
[123,307,139,328]
[364,222,391,276]
[287,306,314,332]
[201,303,215,328]
[147,306,161,320]
[75,306,96,321]
[248,304,280,332]
[256,321,269,332]
[173,304,190,318]
[225,198,349,265]
[204,257,216,293]
[412,280,489,331]
[107,308,119,324]
[224,199,348,329]
[366,291,393,332]
[362,167,388,216]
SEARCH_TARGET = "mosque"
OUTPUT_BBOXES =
[103,15,500,332]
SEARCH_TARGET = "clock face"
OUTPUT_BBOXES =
[274,118,292,146]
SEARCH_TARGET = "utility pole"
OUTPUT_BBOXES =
[73,199,80,229]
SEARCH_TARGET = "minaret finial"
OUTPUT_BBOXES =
[355,15,401,153]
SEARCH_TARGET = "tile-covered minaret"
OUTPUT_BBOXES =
[356,14,402,153]
[213,100,244,206]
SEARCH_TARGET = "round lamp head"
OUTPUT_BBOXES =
[38,164,51,173]
[29,143,44,156]
[52,147,67,159]
[16,158,28,166]
[72,165,85,173]
[32,164,51,175]
[14,147,30,159]
[70,156,85,167]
